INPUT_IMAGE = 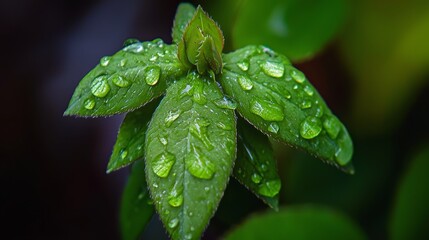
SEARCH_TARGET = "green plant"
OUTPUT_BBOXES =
[64,3,354,240]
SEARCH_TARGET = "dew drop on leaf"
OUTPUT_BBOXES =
[84,99,95,110]
[186,145,215,179]
[300,116,323,139]
[120,149,128,159]
[258,179,281,197]
[238,75,253,91]
[168,193,184,207]
[165,110,181,127]
[216,122,233,130]
[152,152,176,178]
[190,118,213,150]
[99,56,111,67]
[237,60,249,71]
[303,85,314,96]
[90,76,110,98]
[145,66,161,86]
[168,218,179,229]
[159,137,168,145]
[291,69,306,83]
[323,116,342,139]
[119,59,127,67]
[300,100,312,109]
[268,122,280,133]
[214,96,237,110]
[111,74,130,87]
[251,173,262,184]
[250,99,284,121]
[260,61,284,78]
[123,42,144,53]
[192,81,207,105]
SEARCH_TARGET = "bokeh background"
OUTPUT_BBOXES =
[2,0,429,239]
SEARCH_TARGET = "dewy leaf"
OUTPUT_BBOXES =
[107,99,160,173]
[220,45,354,173]
[64,39,185,117]
[172,3,196,44]
[234,119,280,210]
[224,205,367,240]
[120,160,154,240]
[233,0,347,61]
[145,72,236,240]
[390,146,429,240]
[178,6,224,74]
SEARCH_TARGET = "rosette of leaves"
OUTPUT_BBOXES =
[64,3,354,240]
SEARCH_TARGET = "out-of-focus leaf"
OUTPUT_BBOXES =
[390,145,429,240]
[220,45,354,172]
[233,0,347,61]
[340,1,429,135]
[120,160,154,240]
[107,99,159,173]
[224,205,367,240]
[234,119,280,210]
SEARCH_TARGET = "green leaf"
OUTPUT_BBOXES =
[172,3,196,44]
[390,145,429,240]
[233,0,347,61]
[224,205,367,240]
[64,39,184,117]
[107,99,160,173]
[234,119,280,210]
[178,6,224,74]
[220,45,354,172]
[120,160,154,240]
[144,72,236,240]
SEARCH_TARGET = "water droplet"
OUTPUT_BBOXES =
[334,137,353,166]
[123,42,144,53]
[291,69,305,83]
[119,59,127,67]
[260,61,284,78]
[303,85,314,96]
[237,61,249,71]
[250,99,284,121]
[151,152,175,178]
[100,56,111,66]
[192,81,207,105]
[293,84,299,90]
[323,116,341,139]
[268,122,279,133]
[84,99,95,110]
[260,164,268,172]
[238,75,253,91]
[152,183,158,188]
[214,96,237,110]
[251,173,262,184]
[111,74,130,87]
[300,116,322,139]
[149,55,158,61]
[91,76,110,98]
[186,145,215,179]
[165,110,181,127]
[190,118,213,150]
[216,122,233,130]
[300,100,312,109]
[258,179,281,197]
[180,84,193,98]
[144,66,161,86]
[185,234,193,240]
[159,137,168,145]
[168,218,179,229]
[120,149,128,159]
[168,193,183,207]
[123,38,140,47]
[204,187,210,192]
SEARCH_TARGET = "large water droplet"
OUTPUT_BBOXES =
[91,76,110,98]
[159,137,168,145]
[238,75,253,91]
[168,218,179,229]
[300,116,322,139]
[100,56,111,67]
[84,99,95,110]
[237,60,249,71]
[251,173,262,184]
[291,69,305,83]
[145,66,161,86]
[303,85,314,96]
[268,122,279,133]
[190,118,213,150]
[323,116,342,139]
[214,96,237,110]
[123,43,144,53]
[186,145,215,179]
[152,152,175,178]
[260,61,284,78]
[250,99,284,121]
[180,84,193,98]
[258,179,281,197]
[300,100,312,109]
[334,137,353,166]
[165,110,181,127]
[168,192,183,207]
[111,74,130,87]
